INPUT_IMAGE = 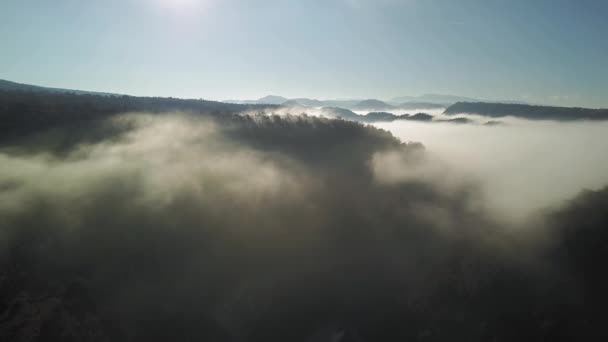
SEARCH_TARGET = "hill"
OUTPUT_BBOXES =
[0,79,119,96]
[391,93,480,105]
[319,107,361,121]
[288,98,326,107]
[444,102,608,121]
[226,96,362,109]
[398,102,447,110]
[0,89,276,141]
[353,99,396,111]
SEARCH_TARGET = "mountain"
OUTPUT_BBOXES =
[418,93,481,104]
[318,107,476,124]
[227,96,434,110]
[256,95,289,104]
[0,85,277,141]
[319,107,360,120]
[358,112,401,122]
[226,96,362,109]
[0,79,119,96]
[224,95,288,105]
[389,95,416,103]
[407,113,434,121]
[352,99,396,111]
[391,94,480,105]
[347,111,459,123]
[318,107,442,124]
[281,100,306,107]
[436,117,472,124]
[444,102,608,121]
[321,99,362,109]
[288,98,326,107]
[398,102,447,110]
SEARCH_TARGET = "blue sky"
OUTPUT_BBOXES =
[1,0,607,107]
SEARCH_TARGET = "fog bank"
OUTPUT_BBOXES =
[1,111,608,341]
[375,118,608,221]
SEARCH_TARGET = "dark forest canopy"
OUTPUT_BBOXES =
[445,102,608,121]
[0,89,277,141]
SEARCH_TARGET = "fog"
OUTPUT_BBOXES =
[255,104,608,222]
[1,110,608,341]
[375,117,608,221]
[0,112,502,341]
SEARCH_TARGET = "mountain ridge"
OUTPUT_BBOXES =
[0,79,120,97]
[444,102,608,121]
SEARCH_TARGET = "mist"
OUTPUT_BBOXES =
[374,117,608,221]
[1,109,607,341]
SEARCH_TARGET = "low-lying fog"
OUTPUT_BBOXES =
[2,108,608,340]
[374,115,608,221]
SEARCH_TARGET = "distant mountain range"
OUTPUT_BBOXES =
[225,96,450,111]
[353,99,396,111]
[390,94,480,105]
[3,79,605,123]
[224,96,361,108]
[444,102,608,121]
[225,93,474,107]
[318,107,474,124]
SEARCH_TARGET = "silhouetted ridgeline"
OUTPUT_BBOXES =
[398,102,446,110]
[444,102,608,121]
[352,99,396,111]
[0,79,119,96]
[317,108,440,123]
[0,90,276,140]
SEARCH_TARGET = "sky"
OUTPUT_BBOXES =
[1,0,607,107]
